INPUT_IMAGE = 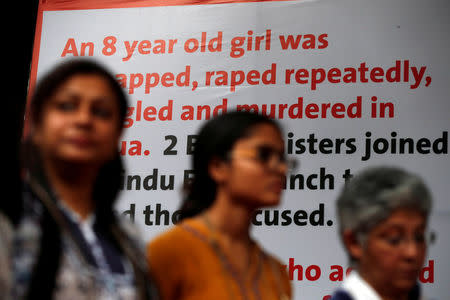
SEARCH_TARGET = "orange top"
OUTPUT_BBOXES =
[147,218,292,300]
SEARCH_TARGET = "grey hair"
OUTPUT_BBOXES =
[337,166,432,248]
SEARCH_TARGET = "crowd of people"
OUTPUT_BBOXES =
[0,59,434,300]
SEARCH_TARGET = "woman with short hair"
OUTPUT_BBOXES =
[331,166,433,300]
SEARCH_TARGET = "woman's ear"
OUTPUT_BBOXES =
[343,229,363,261]
[208,156,229,185]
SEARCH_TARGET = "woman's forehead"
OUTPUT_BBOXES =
[235,124,283,148]
[375,208,427,231]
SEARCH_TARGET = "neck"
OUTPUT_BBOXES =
[203,191,254,243]
[359,271,410,300]
[379,292,409,300]
[43,158,99,220]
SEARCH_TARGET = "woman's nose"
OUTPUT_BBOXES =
[74,107,94,126]
[402,238,425,260]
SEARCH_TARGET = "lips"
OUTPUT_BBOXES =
[66,136,96,148]
[397,268,420,281]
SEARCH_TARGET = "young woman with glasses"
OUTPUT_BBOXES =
[147,111,296,300]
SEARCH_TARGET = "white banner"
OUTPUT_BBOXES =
[31,0,450,299]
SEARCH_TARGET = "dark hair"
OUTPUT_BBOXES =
[23,59,129,298]
[28,59,128,129]
[178,111,281,220]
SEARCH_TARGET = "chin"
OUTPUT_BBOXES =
[260,196,282,208]
[392,278,418,294]
[242,196,280,210]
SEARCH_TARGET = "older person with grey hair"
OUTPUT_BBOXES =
[330,166,433,300]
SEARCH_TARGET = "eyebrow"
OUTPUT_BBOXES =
[55,90,116,105]
[380,223,426,232]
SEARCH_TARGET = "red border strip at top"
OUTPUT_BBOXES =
[39,0,294,10]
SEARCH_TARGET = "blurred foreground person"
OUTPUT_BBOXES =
[331,166,433,300]
[147,111,294,300]
[9,60,158,299]
[0,210,14,299]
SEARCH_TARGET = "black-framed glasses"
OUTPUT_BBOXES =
[231,145,298,171]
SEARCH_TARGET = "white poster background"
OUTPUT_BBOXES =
[33,0,450,299]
